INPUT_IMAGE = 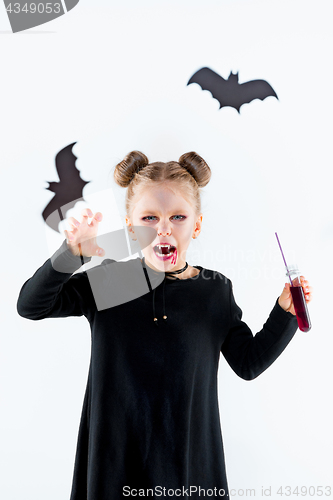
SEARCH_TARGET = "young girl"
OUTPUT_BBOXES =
[17,150,312,499]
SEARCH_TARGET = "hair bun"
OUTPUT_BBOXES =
[114,150,149,188]
[178,151,211,188]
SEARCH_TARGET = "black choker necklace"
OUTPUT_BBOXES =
[141,257,188,278]
[165,262,189,277]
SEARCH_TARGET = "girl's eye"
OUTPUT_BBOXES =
[142,216,157,221]
[142,215,186,221]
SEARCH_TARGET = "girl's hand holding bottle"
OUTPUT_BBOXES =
[278,276,313,315]
[64,207,105,258]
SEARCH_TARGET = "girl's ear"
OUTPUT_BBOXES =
[125,222,137,241]
[193,214,203,238]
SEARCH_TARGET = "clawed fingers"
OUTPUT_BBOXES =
[89,211,103,226]
[81,208,103,226]
[67,216,80,229]
[64,209,103,256]
[64,228,75,242]
[81,207,94,220]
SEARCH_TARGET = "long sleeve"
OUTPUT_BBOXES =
[17,239,94,321]
[221,279,299,380]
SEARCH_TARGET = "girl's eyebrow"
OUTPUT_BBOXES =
[139,209,189,215]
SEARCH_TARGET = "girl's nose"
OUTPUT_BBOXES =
[157,222,171,236]
[158,229,171,236]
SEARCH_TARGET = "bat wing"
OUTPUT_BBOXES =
[187,67,232,109]
[55,142,88,186]
[42,142,90,232]
[237,79,278,111]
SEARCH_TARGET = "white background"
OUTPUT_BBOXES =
[1,0,332,498]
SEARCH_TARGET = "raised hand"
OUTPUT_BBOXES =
[64,207,105,258]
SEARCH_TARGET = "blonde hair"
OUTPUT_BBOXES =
[113,150,211,220]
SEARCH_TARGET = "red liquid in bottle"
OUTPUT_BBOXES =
[290,285,311,332]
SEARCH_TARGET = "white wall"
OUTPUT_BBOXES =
[1,0,331,498]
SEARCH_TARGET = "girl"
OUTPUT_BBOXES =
[17,150,313,499]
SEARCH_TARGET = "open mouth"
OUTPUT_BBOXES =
[153,244,176,257]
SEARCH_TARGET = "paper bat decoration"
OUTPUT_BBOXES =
[187,67,278,113]
[42,142,90,232]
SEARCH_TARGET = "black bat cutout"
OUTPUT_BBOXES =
[42,142,90,232]
[187,67,278,113]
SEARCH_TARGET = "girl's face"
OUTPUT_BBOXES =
[126,183,202,272]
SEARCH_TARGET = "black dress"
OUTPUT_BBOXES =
[17,239,299,499]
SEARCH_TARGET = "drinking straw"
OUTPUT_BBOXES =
[275,232,293,286]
